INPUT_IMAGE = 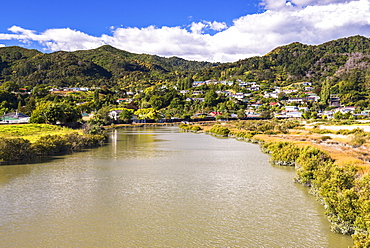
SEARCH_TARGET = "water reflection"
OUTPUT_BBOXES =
[0,127,353,247]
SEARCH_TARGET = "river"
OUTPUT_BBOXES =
[0,126,353,247]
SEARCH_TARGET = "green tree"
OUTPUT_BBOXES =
[0,81,19,92]
[134,108,161,121]
[119,108,134,122]
[203,90,218,107]
[30,102,80,124]
[320,80,330,106]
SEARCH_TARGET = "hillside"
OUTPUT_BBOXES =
[194,35,370,86]
[1,35,370,92]
[0,45,219,88]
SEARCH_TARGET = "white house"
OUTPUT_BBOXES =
[0,112,30,124]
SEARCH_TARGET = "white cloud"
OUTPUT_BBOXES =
[0,44,5,48]
[0,0,370,62]
[190,22,207,34]
[205,21,228,31]
[260,0,358,10]
[190,21,228,34]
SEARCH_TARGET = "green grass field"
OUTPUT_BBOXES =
[0,124,81,142]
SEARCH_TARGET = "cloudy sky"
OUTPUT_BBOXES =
[1,0,370,62]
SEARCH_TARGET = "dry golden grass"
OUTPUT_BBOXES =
[248,130,370,171]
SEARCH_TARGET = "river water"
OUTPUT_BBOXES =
[0,127,353,247]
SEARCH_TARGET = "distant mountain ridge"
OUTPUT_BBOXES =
[1,35,370,89]
[194,35,370,85]
[0,45,220,88]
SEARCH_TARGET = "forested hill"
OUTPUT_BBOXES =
[0,45,219,88]
[193,35,370,86]
[1,35,370,90]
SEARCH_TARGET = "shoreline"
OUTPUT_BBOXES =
[179,120,370,246]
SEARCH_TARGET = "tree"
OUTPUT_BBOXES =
[149,95,163,110]
[30,102,80,124]
[119,108,134,122]
[334,111,343,120]
[134,108,161,121]
[0,81,19,92]
[0,90,17,109]
[320,79,330,106]
[203,90,218,107]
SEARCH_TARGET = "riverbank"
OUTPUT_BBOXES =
[0,124,107,164]
[180,120,370,247]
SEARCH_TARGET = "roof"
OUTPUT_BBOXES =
[2,112,30,118]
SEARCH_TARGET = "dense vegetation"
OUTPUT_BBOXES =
[0,45,219,89]
[0,124,107,163]
[3,35,370,122]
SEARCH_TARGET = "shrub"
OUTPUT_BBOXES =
[179,124,202,132]
[209,125,230,136]
[0,138,35,162]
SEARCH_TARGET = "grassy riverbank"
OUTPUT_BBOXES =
[0,124,107,164]
[180,120,370,247]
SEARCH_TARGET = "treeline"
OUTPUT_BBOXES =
[0,133,107,164]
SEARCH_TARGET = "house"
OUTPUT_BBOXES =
[338,106,356,114]
[220,81,234,86]
[116,98,132,103]
[330,94,341,107]
[360,110,370,116]
[192,91,205,95]
[285,106,299,112]
[264,92,279,98]
[299,106,309,112]
[276,111,302,118]
[287,111,303,118]
[186,98,205,102]
[0,112,30,124]
[208,111,222,117]
[192,81,206,87]
[205,79,218,85]
[230,92,246,100]
[322,110,335,119]
[249,103,263,109]
[245,111,261,118]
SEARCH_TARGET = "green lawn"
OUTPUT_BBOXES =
[0,124,81,142]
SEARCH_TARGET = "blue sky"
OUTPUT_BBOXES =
[1,0,261,35]
[1,0,370,62]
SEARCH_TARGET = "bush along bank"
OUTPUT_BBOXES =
[194,122,369,247]
[262,141,369,247]
[0,132,107,164]
[178,123,202,132]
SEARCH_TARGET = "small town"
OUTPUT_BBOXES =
[1,79,368,125]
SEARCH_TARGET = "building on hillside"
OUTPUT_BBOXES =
[116,98,133,104]
[285,106,299,112]
[330,94,341,107]
[338,106,356,114]
[192,81,206,87]
[208,111,222,117]
[0,112,30,124]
